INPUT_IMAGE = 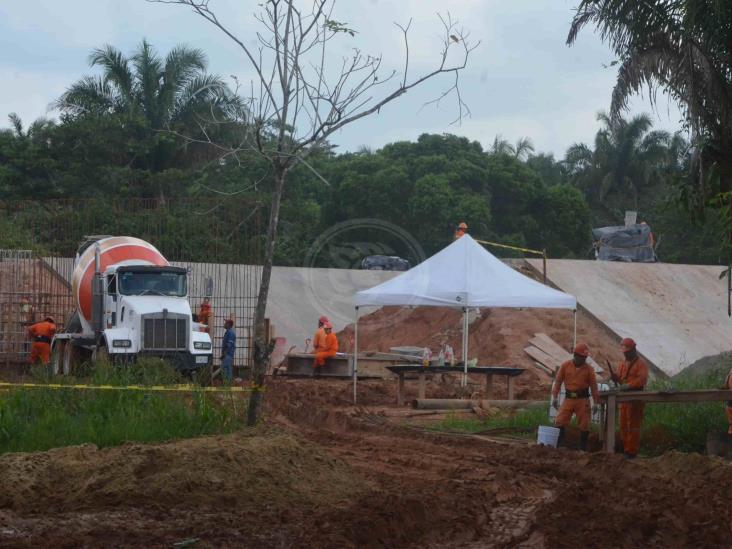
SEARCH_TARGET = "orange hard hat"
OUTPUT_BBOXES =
[573,343,590,357]
[458,222,468,229]
[318,315,329,324]
[620,337,636,352]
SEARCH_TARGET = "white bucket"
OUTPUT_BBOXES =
[537,425,560,448]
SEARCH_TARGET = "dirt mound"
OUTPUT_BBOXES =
[4,378,732,547]
[265,379,732,547]
[0,429,368,514]
[341,305,621,398]
[676,351,732,379]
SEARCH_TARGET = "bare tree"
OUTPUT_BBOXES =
[151,0,478,425]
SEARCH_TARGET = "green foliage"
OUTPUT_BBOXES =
[641,370,729,455]
[534,185,592,258]
[3,37,725,266]
[0,359,246,454]
[568,0,732,259]
[321,134,587,258]
[432,369,730,456]
[434,406,550,435]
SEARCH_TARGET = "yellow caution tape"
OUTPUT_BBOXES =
[0,381,251,393]
[475,239,545,256]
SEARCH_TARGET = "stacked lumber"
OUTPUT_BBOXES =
[524,333,604,377]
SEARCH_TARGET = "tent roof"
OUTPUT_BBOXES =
[355,234,576,310]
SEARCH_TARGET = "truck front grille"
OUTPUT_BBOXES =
[142,314,187,351]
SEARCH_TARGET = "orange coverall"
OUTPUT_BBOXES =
[725,368,732,436]
[552,359,599,431]
[198,303,211,324]
[314,333,338,367]
[313,326,327,353]
[27,320,56,365]
[616,357,649,455]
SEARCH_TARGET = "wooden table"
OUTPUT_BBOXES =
[598,389,732,453]
[385,364,525,406]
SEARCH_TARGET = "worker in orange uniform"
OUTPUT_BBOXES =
[552,342,599,451]
[313,315,329,353]
[27,316,57,365]
[724,367,732,437]
[198,297,212,333]
[314,322,338,368]
[611,337,649,459]
[454,222,468,240]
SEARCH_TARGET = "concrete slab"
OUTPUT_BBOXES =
[528,259,732,376]
[266,265,396,352]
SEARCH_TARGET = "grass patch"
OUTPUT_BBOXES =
[430,369,730,456]
[641,369,729,455]
[433,406,550,436]
[0,358,246,455]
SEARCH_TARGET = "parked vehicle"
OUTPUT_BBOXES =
[361,255,411,271]
[51,236,212,374]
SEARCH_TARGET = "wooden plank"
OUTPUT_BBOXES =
[532,361,554,378]
[533,333,604,374]
[397,373,405,407]
[484,374,493,397]
[523,346,561,372]
[531,333,570,360]
[605,393,616,453]
[600,389,732,404]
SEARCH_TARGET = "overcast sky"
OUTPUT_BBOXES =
[0,0,683,157]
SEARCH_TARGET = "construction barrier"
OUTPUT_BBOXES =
[0,381,256,393]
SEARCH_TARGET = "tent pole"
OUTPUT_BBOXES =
[462,307,468,387]
[354,306,359,405]
[573,309,577,350]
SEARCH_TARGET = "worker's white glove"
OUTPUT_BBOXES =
[551,398,559,410]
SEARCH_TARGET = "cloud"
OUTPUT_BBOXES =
[0,0,683,157]
[0,67,69,124]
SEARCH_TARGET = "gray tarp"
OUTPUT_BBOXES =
[592,224,656,262]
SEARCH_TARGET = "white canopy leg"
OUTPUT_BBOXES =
[573,309,577,350]
[462,307,468,387]
[354,306,360,404]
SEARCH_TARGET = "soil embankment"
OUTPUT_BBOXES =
[341,305,623,398]
[1,378,731,547]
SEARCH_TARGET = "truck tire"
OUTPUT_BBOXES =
[62,341,79,376]
[92,343,110,366]
[51,341,66,376]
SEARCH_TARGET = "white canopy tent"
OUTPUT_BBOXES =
[352,234,577,402]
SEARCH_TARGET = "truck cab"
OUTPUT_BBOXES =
[101,265,212,370]
[51,236,213,375]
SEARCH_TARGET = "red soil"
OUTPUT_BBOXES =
[1,377,731,547]
[340,305,625,398]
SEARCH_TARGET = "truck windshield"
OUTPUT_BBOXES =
[118,271,187,297]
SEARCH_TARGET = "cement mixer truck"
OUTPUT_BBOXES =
[51,236,212,374]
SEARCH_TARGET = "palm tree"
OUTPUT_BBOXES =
[567,0,732,218]
[490,135,535,160]
[56,40,243,171]
[5,113,55,142]
[564,112,670,216]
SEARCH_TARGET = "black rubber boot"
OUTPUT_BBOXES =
[580,431,589,451]
[557,426,565,446]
